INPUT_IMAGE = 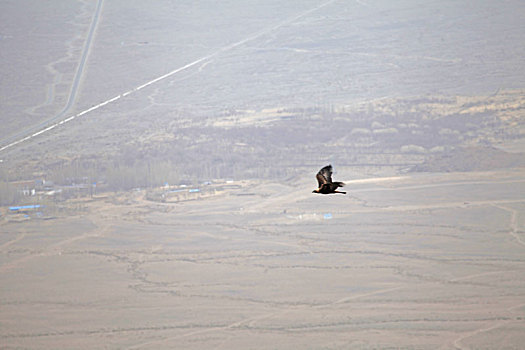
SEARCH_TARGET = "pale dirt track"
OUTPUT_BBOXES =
[1,169,524,349]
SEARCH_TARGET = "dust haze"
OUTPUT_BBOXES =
[1,0,524,349]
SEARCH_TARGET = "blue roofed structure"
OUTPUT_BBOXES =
[9,204,42,212]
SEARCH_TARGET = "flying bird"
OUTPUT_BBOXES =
[312,165,346,194]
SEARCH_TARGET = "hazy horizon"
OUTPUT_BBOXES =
[1,0,524,148]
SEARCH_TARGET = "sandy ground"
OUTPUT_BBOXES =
[1,169,525,349]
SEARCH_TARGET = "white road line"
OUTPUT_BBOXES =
[0,0,339,155]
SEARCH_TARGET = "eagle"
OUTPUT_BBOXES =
[312,165,346,194]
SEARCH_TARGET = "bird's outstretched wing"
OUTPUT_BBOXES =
[316,165,333,187]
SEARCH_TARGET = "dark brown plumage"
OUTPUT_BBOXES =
[312,165,346,194]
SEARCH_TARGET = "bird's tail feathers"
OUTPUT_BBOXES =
[334,181,345,187]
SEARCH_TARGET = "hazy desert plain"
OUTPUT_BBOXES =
[1,168,524,349]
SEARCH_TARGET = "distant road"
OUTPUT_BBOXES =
[0,0,104,149]
[59,0,104,125]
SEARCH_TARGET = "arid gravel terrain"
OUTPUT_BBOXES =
[1,169,524,349]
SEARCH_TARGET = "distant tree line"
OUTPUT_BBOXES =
[2,97,516,206]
